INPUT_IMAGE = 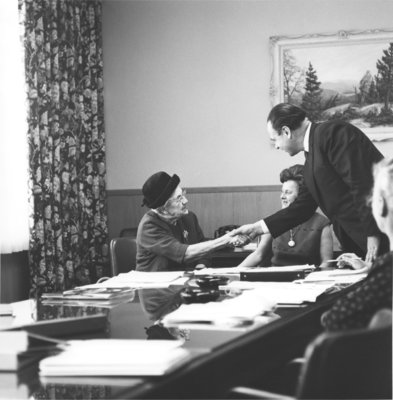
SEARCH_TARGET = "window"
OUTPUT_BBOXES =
[0,0,29,253]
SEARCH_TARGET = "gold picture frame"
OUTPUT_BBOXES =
[270,29,393,141]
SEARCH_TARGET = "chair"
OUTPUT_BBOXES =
[109,237,137,276]
[228,324,392,399]
[119,227,138,237]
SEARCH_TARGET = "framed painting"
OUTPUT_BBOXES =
[269,29,393,141]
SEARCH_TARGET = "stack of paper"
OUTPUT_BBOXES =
[41,286,136,306]
[0,303,13,316]
[161,289,276,328]
[39,339,191,376]
[0,372,28,398]
[223,281,335,305]
[0,330,58,371]
[81,271,187,290]
[0,331,29,370]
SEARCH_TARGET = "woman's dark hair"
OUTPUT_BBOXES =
[280,164,305,189]
[267,103,307,132]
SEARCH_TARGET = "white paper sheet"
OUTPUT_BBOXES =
[223,281,335,304]
[161,289,276,328]
[40,339,190,376]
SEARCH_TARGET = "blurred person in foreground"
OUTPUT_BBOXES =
[321,157,393,331]
[237,164,333,269]
[136,171,235,272]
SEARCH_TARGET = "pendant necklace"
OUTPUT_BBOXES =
[288,228,298,247]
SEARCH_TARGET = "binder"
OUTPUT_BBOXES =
[241,269,312,282]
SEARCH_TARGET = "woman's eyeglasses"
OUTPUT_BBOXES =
[167,189,187,206]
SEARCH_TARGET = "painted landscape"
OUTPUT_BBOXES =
[282,41,393,133]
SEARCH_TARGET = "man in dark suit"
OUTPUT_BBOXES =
[232,103,386,265]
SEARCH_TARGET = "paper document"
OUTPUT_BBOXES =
[161,289,276,328]
[233,243,258,252]
[39,339,191,376]
[302,269,367,284]
[0,304,13,316]
[224,281,335,304]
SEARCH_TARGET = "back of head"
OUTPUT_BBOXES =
[267,103,307,132]
[372,158,393,243]
[280,164,305,189]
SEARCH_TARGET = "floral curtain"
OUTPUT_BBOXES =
[18,0,109,296]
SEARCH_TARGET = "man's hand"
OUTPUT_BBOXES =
[365,235,380,265]
[230,222,263,241]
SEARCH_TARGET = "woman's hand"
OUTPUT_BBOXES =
[365,235,380,265]
[336,253,367,270]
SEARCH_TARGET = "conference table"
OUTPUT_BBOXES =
[0,276,356,399]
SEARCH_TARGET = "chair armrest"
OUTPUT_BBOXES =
[227,386,294,399]
[96,276,110,283]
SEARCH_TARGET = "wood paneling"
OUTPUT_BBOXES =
[107,186,281,240]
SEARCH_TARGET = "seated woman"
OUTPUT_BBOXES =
[136,171,234,272]
[321,157,393,331]
[237,164,333,269]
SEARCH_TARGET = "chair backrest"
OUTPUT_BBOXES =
[119,227,138,237]
[109,237,137,276]
[297,324,392,399]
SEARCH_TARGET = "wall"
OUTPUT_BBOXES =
[102,0,393,191]
[102,0,393,238]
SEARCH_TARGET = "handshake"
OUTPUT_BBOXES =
[215,222,262,248]
[220,232,252,248]
[228,234,251,247]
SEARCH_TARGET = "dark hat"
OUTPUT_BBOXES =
[142,171,180,208]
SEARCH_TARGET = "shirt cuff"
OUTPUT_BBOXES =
[259,219,270,234]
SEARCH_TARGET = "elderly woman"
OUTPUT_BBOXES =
[321,157,393,331]
[237,164,333,269]
[136,171,234,272]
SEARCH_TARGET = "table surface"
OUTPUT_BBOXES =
[0,278,350,399]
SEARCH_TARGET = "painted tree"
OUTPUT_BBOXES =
[283,50,305,103]
[366,79,379,104]
[358,70,373,105]
[375,42,393,110]
[301,62,322,121]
